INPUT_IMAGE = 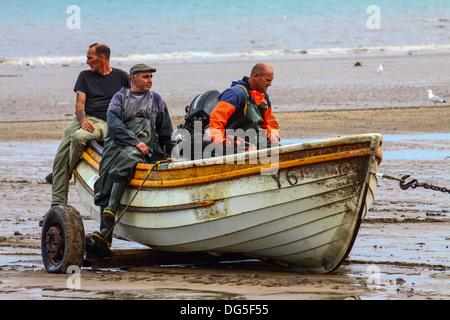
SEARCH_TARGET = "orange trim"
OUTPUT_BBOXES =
[80,144,377,189]
[73,168,216,212]
[376,147,383,163]
[81,149,100,171]
[73,170,94,195]
[209,101,236,143]
[129,148,372,188]
[249,90,267,105]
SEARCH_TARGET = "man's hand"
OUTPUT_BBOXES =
[75,91,95,132]
[267,133,281,144]
[136,142,149,155]
[224,135,235,148]
[80,119,95,133]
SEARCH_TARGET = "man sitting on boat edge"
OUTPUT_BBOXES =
[48,43,130,208]
[91,63,176,252]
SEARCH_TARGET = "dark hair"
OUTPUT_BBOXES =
[89,43,111,60]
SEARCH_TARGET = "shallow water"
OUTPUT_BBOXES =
[383,133,450,141]
[282,133,450,160]
[0,140,57,181]
[282,133,450,143]
[383,149,449,160]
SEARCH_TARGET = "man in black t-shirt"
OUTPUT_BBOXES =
[49,43,129,207]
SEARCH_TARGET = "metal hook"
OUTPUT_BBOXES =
[399,175,418,190]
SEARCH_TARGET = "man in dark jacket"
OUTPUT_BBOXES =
[91,63,175,248]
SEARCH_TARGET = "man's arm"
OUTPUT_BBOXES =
[75,91,95,133]
[209,101,236,144]
[209,86,246,144]
[262,107,280,143]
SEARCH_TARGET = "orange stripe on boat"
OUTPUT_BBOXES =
[129,148,372,188]
[81,148,100,171]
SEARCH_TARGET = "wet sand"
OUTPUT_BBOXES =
[0,52,449,301]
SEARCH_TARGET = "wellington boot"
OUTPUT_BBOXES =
[103,179,127,218]
[85,235,112,257]
[91,207,115,247]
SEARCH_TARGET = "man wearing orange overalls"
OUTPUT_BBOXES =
[209,62,280,152]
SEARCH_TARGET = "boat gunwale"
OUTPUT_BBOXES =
[80,146,377,189]
[153,133,382,170]
[134,149,373,188]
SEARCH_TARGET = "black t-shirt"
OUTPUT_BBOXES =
[73,68,130,120]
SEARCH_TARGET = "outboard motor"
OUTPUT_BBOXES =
[179,90,220,131]
[175,90,220,160]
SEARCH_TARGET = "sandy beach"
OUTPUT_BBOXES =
[0,52,449,301]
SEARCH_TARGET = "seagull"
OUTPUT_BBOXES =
[375,64,383,75]
[427,89,446,105]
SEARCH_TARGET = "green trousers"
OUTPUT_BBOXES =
[51,116,107,205]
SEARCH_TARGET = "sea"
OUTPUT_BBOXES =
[0,0,449,66]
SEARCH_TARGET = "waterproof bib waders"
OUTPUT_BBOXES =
[92,90,156,246]
[225,84,274,149]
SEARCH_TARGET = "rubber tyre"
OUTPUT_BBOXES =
[41,205,85,274]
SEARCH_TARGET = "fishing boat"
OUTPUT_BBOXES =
[41,133,382,274]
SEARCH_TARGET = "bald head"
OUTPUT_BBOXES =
[250,63,273,77]
[248,63,274,93]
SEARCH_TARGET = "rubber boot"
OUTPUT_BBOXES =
[85,234,112,257]
[92,206,115,247]
[103,179,127,218]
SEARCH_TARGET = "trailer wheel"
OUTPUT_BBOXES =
[41,205,85,274]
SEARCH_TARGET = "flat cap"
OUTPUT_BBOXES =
[130,63,157,76]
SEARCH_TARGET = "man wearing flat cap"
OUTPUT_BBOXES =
[92,63,176,249]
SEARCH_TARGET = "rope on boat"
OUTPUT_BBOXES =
[376,173,405,182]
[102,160,166,241]
[377,173,449,194]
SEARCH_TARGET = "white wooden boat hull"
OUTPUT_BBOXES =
[74,133,382,273]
